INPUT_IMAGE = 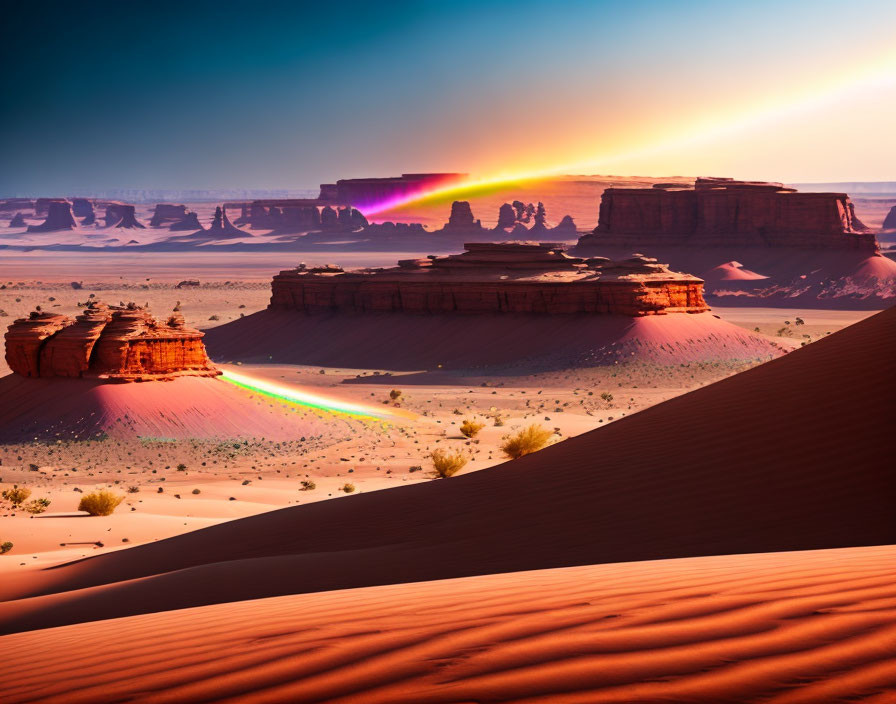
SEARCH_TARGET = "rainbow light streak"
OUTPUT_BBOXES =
[361,52,896,217]
[219,369,414,422]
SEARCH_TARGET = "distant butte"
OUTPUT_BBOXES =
[4,302,219,382]
[576,177,880,251]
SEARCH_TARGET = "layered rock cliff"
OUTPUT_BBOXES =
[26,201,76,232]
[4,303,219,381]
[576,177,879,251]
[270,243,708,317]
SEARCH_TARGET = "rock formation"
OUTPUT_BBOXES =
[169,211,203,231]
[105,203,145,229]
[26,201,77,232]
[576,177,879,251]
[204,207,250,237]
[0,198,34,212]
[883,205,896,232]
[71,198,93,218]
[8,212,26,227]
[270,242,708,316]
[443,201,481,231]
[4,302,219,382]
[149,203,189,227]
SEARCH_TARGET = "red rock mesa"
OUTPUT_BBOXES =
[26,200,77,232]
[576,177,879,251]
[4,302,219,381]
[270,242,708,316]
[149,203,189,227]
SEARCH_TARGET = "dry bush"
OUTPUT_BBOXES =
[2,485,31,507]
[300,480,316,491]
[460,419,485,438]
[78,489,124,516]
[342,483,356,493]
[24,498,51,514]
[430,448,468,478]
[501,424,554,460]
[389,389,402,401]
[0,541,12,555]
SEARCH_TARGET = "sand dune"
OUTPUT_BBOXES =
[0,545,894,703]
[1,307,892,635]
[0,375,338,442]
[205,309,784,370]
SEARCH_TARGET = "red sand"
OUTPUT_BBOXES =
[0,375,339,442]
[0,545,893,703]
[205,309,785,370]
[1,306,892,635]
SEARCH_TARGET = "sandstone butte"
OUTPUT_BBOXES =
[576,177,880,250]
[269,242,708,317]
[4,302,219,382]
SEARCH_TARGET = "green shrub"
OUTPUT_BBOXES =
[430,448,468,478]
[501,424,554,460]
[2,485,31,507]
[78,489,124,516]
[459,419,485,438]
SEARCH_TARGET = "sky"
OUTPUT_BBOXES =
[2,0,895,196]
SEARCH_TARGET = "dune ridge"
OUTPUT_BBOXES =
[0,307,892,635]
[0,546,894,703]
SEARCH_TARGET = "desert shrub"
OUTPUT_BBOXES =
[459,419,485,439]
[300,480,316,490]
[501,424,554,460]
[176,463,187,471]
[493,415,505,427]
[208,315,220,321]
[0,541,12,555]
[342,483,356,493]
[24,498,51,514]
[600,392,614,402]
[78,489,124,516]
[430,448,468,478]
[192,489,201,495]
[2,485,31,507]
[389,389,402,401]
[127,486,140,493]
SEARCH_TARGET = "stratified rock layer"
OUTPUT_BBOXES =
[149,203,189,227]
[4,303,219,381]
[270,242,707,316]
[577,177,879,251]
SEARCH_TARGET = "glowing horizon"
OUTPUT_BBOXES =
[363,49,896,217]
[219,369,415,422]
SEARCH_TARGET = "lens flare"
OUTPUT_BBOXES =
[219,369,414,422]
[362,52,896,217]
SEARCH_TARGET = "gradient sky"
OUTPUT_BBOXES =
[2,0,894,196]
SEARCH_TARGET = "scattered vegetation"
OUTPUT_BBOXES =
[389,389,402,401]
[24,497,51,514]
[0,541,12,555]
[342,483,356,493]
[459,419,485,438]
[300,480,316,490]
[429,448,468,478]
[600,392,614,402]
[2,485,31,507]
[176,463,187,471]
[127,486,140,493]
[501,424,554,460]
[78,489,125,516]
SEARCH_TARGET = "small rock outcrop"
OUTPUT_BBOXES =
[27,201,77,232]
[203,207,250,238]
[4,302,219,382]
[169,211,203,231]
[149,203,189,227]
[270,242,708,316]
[883,205,896,232]
[9,212,26,227]
[576,177,879,251]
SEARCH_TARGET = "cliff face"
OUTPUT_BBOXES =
[577,178,879,251]
[4,304,219,382]
[26,201,77,232]
[269,243,708,317]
